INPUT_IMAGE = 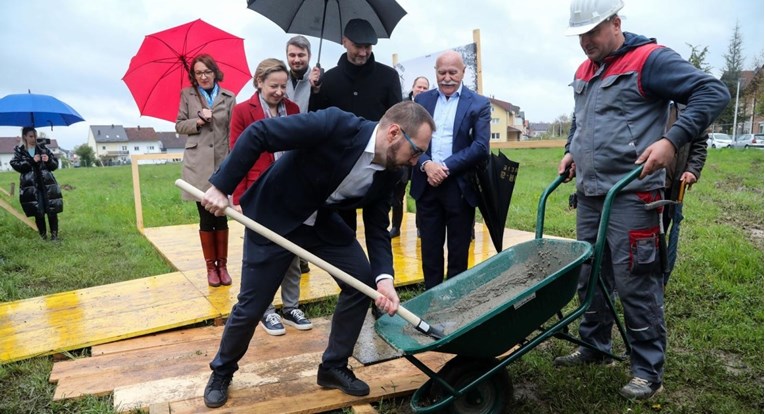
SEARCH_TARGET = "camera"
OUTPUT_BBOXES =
[37,138,51,147]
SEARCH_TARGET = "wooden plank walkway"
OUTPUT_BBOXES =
[1,212,538,364]
[50,316,452,413]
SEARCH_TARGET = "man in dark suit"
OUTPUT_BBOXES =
[410,50,491,289]
[198,101,435,408]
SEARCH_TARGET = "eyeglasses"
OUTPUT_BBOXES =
[400,127,425,158]
[194,70,214,78]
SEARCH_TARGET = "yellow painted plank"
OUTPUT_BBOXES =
[4,211,542,364]
[0,197,36,229]
[0,273,219,363]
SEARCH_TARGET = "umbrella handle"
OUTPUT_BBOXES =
[175,179,444,340]
[677,181,688,203]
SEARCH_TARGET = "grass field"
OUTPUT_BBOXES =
[0,148,762,413]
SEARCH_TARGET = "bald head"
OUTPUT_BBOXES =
[435,51,465,97]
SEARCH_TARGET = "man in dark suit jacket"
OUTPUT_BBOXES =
[198,101,435,408]
[410,50,491,289]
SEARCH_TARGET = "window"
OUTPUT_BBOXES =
[491,118,500,124]
[148,146,155,150]
[134,146,139,151]
[491,133,501,140]
[102,146,106,150]
[122,146,127,151]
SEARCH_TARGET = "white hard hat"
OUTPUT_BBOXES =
[565,0,624,36]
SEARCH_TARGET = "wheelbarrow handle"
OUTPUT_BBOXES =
[175,179,444,340]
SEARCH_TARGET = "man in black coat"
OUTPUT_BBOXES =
[309,18,403,230]
[198,101,435,409]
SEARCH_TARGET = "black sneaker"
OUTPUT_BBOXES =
[204,372,232,408]
[261,313,286,336]
[389,227,401,238]
[317,364,370,396]
[553,350,616,367]
[282,308,313,330]
[300,259,311,274]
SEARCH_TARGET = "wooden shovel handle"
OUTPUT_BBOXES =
[174,179,429,331]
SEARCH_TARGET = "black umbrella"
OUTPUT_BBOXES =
[246,0,407,67]
[470,151,520,252]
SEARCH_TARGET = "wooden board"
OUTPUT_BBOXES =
[51,316,450,413]
[3,212,541,363]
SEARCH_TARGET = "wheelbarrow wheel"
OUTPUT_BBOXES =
[430,356,513,414]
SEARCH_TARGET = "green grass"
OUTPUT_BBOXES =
[0,148,762,413]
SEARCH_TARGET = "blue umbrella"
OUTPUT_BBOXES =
[0,91,85,128]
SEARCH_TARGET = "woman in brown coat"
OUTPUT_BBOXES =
[176,54,236,287]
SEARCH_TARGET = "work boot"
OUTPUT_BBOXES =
[553,350,616,367]
[619,377,663,400]
[200,230,220,287]
[214,229,232,286]
[317,364,370,396]
[203,371,232,408]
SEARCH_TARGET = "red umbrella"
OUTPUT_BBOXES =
[122,19,251,122]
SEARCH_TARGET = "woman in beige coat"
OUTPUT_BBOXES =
[176,54,236,287]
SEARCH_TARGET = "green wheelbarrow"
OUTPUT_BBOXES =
[365,166,643,413]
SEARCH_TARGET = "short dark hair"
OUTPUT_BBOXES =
[380,101,436,135]
[187,54,224,86]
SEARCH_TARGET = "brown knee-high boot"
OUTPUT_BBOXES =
[214,229,232,286]
[200,230,220,287]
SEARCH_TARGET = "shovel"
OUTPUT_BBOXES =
[175,179,445,340]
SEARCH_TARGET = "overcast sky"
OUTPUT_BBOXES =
[1,0,762,150]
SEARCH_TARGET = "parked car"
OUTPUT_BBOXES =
[706,133,733,148]
[732,133,764,149]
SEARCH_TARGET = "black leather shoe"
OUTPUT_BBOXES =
[204,372,232,408]
[389,227,401,238]
[317,364,370,396]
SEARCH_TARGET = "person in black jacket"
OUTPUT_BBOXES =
[10,127,63,240]
[308,18,402,231]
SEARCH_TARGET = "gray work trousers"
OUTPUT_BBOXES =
[575,189,667,383]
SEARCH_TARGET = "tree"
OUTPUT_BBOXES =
[718,22,745,135]
[547,114,572,138]
[686,43,712,73]
[74,144,96,167]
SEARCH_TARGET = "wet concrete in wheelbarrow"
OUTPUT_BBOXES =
[354,244,573,364]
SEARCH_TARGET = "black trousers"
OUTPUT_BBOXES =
[209,224,374,376]
[34,212,58,235]
[416,179,474,289]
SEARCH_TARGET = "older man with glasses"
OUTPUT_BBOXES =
[410,50,491,290]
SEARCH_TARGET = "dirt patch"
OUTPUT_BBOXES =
[715,350,748,376]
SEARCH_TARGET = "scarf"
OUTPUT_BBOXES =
[258,93,288,159]
[197,83,219,108]
[258,93,287,119]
